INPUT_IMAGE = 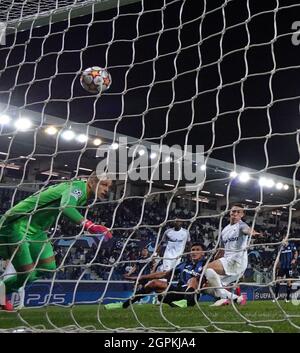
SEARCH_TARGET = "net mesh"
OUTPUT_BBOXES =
[0,0,300,332]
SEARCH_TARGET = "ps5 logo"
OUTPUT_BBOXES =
[291,21,300,46]
[26,293,66,305]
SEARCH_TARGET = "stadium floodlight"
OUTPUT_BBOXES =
[110,142,119,150]
[76,134,88,143]
[238,172,250,183]
[61,129,75,141]
[275,182,283,190]
[258,177,267,187]
[259,177,274,188]
[0,114,10,125]
[138,149,145,156]
[14,117,32,131]
[230,171,238,178]
[93,138,102,146]
[200,164,206,171]
[283,184,289,190]
[150,152,157,159]
[45,126,58,135]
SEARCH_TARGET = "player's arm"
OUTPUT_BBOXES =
[126,264,137,277]
[241,223,260,237]
[124,270,171,281]
[291,247,298,266]
[185,230,192,254]
[60,185,112,240]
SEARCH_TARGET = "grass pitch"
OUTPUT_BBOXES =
[0,301,299,332]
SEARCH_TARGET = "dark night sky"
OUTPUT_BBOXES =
[1,0,300,178]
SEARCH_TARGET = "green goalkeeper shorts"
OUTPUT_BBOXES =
[0,217,54,263]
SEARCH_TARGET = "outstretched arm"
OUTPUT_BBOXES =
[124,270,170,281]
[60,186,112,240]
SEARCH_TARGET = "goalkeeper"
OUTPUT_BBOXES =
[0,172,112,309]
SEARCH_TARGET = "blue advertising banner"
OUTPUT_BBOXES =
[8,281,292,307]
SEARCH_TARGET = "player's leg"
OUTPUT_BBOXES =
[105,279,168,310]
[4,242,36,294]
[4,228,56,310]
[286,269,293,302]
[171,277,200,308]
[28,231,56,278]
[206,259,237,299]
[206,259,226,275]
[274,268,283,301]
[123,279,167,308]
[158,285,187,306]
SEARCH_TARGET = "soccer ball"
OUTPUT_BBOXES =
[80,66,112,94]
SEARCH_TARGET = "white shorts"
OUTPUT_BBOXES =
[219,257,246,286]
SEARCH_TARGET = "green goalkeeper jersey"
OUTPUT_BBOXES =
[0,180,88,231]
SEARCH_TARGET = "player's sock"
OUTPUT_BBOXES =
[3,271,37,294]
[205,269,238,301]
[235,286,241,296]
[122,288,151,308]
[286,285,291,301]
[4,258,56,295]
[275,282,280,299]
[185,287,197,306]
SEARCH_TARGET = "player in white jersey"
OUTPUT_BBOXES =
[159,220,191,272]
[204,204,259,306]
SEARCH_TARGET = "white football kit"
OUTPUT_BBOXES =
[160,227,191,272]
[219,220,249,285]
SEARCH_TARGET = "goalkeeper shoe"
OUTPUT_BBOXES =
[104,302,124,310]
[171,299,187,308]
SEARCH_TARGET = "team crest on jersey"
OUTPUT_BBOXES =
[71,189,82,200]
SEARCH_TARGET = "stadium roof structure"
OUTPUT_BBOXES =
[1,103,300,209]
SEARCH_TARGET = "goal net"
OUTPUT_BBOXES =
[1,0,300,333]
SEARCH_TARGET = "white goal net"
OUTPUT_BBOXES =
[1,0,300,333]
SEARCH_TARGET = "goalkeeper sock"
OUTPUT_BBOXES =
[205,269,238,300]
[4,271,37,294]
[4,260,56,294]
[123,287,151,308]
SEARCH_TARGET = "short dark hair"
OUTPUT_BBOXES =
[191,242,206,251]
[231,203,244,209]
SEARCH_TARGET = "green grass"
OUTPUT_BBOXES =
[0,301,300,332]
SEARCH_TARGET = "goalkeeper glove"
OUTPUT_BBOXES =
[82,220,112,241]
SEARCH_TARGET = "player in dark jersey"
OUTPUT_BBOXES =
[0,172,113,310]
[104,242,206,309]
[274,240,298,302]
